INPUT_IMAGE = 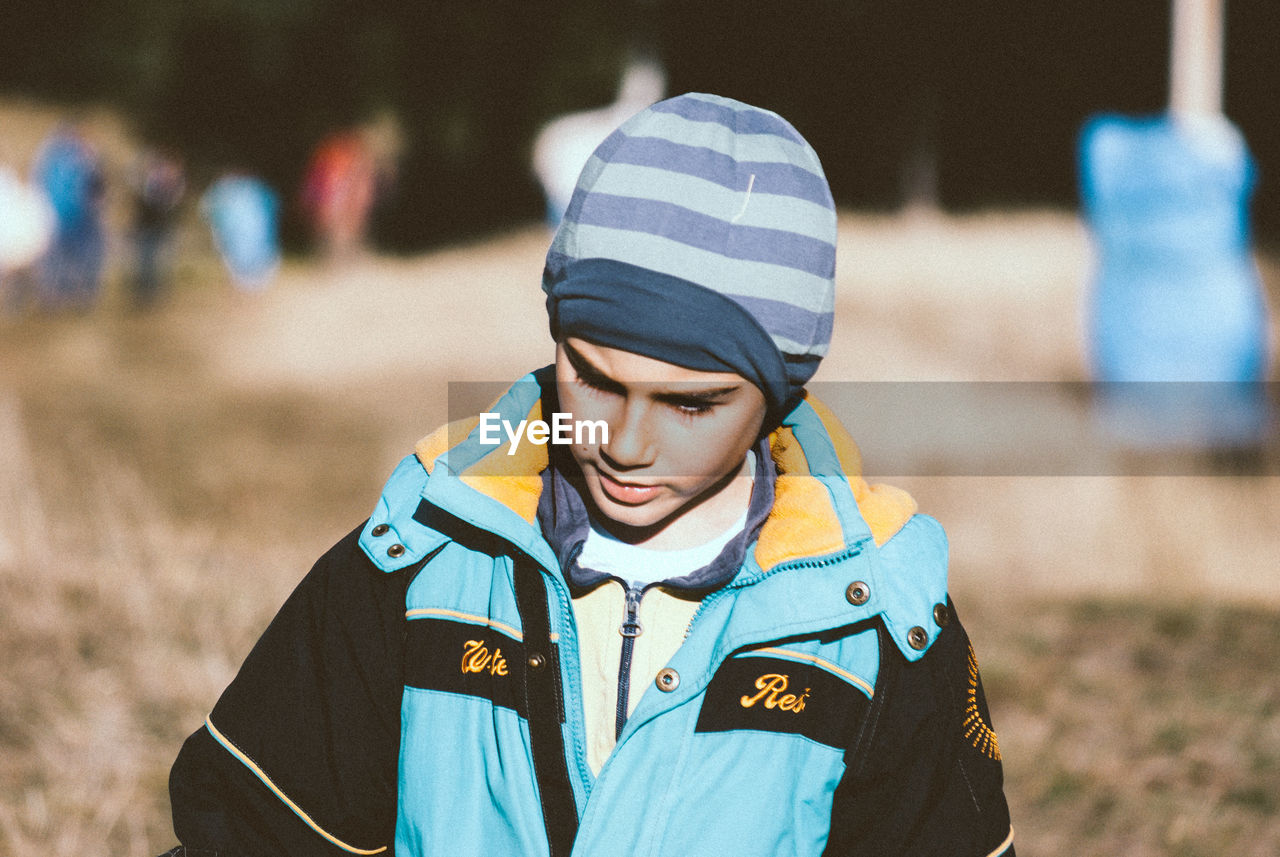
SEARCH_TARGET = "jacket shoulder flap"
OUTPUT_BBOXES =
[868,513,949,661]
[359,454,449,572]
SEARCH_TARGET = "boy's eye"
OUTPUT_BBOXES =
[669,399,715,416]
[574,370,720,416]
[576,373,622,396]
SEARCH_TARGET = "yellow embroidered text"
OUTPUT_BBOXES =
[740,674,810,713]
[461,640,509,676]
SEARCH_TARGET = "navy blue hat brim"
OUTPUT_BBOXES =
[545,257,792,426]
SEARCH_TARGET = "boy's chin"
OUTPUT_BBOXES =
[583,482,682,535]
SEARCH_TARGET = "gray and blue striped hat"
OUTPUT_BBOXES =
[543,92,837,424]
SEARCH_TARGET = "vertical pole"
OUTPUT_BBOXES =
[1169,0,1225,117]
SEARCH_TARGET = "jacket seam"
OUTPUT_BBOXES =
[936,629,984,814]
[985,825,1016,857]
[743,647,875,698]
[202,716,388,855]
[404,607,523,640]
[847,622,893,776]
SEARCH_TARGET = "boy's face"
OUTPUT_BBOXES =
[555,337,767,541]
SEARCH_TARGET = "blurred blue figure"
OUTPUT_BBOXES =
[200,172,279,292]
[1080,114,1272,447]
[32,122,105,310]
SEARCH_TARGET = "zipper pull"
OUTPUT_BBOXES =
[620,585,644,638]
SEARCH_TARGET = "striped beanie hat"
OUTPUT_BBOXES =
[543,92,837,425]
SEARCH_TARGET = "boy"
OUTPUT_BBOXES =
[163,93,1014,857]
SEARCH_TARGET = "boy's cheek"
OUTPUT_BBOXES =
[561,400,619,439]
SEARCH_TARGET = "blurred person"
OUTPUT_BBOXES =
[299,128,379,262]
[161,94,1015,857]
[127,146,187,308]
[32,121,105,311]
[360,110,405,246]
[1080,114,1272,450]
[0,162,55,314]
[532,53,665,227]
[200,171,280,292]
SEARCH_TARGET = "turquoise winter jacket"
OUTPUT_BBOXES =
[166,371,1015,857]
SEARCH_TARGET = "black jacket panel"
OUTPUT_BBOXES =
[169,524,411,857]
[824,601,1014,857]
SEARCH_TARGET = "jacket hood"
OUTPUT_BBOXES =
[360,370,948,661]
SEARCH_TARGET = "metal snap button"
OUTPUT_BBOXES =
[933,603,951,627]
[845,581,870,606]
[527,652,546,669]
[907,626,929,650]
[371,523,390,537]
[655,668,680,692]
[387,543,405,558]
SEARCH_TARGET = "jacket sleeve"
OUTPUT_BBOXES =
[824,600,1015,857]
[165,523,412,857]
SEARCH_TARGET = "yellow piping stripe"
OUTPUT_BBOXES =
[985,826,1015,857]
[204,716,387,855]
[748,647,875,697]
[404,607,523,641]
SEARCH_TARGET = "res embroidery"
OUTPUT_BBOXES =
[740,673,810,713]
[461,639,509,677]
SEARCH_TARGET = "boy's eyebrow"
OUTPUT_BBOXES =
[564,341,742,401]
[563,341,624,389]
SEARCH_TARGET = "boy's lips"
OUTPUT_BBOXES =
[596,471,663,505]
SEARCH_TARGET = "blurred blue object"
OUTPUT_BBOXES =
[201,173,280,292]
[33,123,105,309]
[1079,113,1272,448]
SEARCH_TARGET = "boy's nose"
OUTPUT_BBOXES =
[600,401,655,470]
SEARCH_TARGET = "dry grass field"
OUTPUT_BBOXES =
[3,99,1280,856]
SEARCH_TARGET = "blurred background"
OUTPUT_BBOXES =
[1,2,1278,855]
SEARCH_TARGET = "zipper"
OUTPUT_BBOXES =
[614,579,652,739]
[682,542,869,640]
